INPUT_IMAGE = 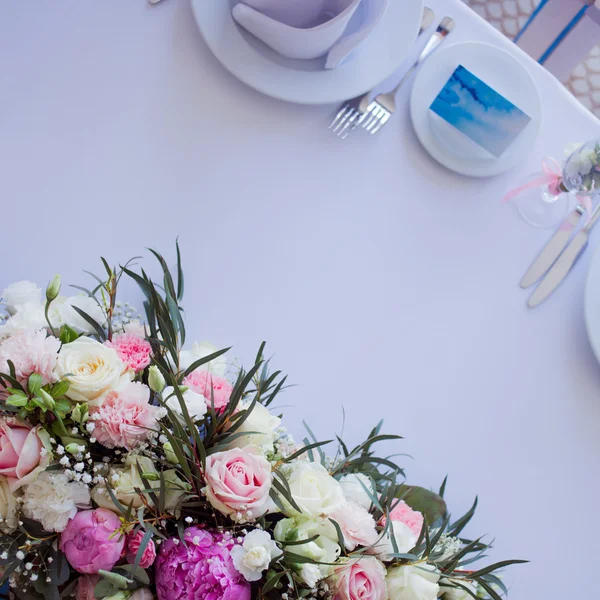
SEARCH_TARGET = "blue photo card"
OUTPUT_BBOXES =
[429,65,531,158]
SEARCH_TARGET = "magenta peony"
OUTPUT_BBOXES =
[182,369,232,413]
[90,382,163,450]
[154,527,250,600]
[105,333,152,374]
[126,530,157,569]
[204,446,272,522]
[332,557,387,600]
[0,420,42,485]
[381,499,424,536]
[60,508,125,574]
[0,329,60,386]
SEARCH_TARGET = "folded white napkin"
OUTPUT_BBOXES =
[232,0,363,61]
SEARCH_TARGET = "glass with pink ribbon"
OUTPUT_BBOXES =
[504,140,600,228]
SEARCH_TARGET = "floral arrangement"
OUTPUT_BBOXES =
[0,246,525,600]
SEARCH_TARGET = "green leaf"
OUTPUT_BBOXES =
[179,347,231,381]
[262,569,289,594]
[395,485,447,523]
[284,440,333,463]
[6,394,28,407]
[50,380,70,398]
[71,306,107,341]
[28,373,43,396]
[59,325,79,344]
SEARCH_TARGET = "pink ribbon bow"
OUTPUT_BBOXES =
[503,156,592,226]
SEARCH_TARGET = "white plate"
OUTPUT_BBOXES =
[410,41,542,177]
[585,247,600,363]
[191,0,424,105]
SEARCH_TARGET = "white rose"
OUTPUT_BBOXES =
[231,529,283,582]
[179,341,227,376]
[0,475,18,532]
[274,517,340,584]
[285,462,345,518]
[54,337,126,404]
[339,473,374,509]
[58,296,107,335]
[227,402,281,451]
[374,521,418,561]
[386,563,440,600]
[163,386,207,421]
[1,281,42,315]
[0,303,47,338]
[440,579,478,600]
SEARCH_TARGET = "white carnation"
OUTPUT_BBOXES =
[231,529,282,582]
[339,473,374,509]
[22,472,90,532]
[1,281,42,315]
[0,303,47,338]
[163,386,207,421]
[179,341,227,376]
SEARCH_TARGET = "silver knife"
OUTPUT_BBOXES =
[520,204,586,289]
[528,202,600,308]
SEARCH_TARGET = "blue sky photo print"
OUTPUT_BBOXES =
[430,65,531,158]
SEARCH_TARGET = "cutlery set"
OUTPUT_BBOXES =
[329,9,455,139]
[523,202,600,307]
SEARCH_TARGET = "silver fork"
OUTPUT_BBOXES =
[329,6,435,139]
[360,16,455,135]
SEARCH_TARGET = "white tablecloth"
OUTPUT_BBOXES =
[1,1,600,598]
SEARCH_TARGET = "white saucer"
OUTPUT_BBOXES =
[191,0,424,105]
[410,41,542,177]
[585,247,600,363]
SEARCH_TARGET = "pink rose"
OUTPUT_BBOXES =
[126,530,157,568]
[380,500,424,536]
[105,333,152,374]
[90,382,163,450]
[331,502,379,551]
[183,370,232,413]
[0,329,60,386]
[61,508,125,574]
[75,575,99,600]
[333,557,387,600]
[204,446,272,522]
[0,420,42,487]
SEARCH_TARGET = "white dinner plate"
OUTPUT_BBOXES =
[191,0,424,105]
[410,41,542,177]
[585,247,600,363]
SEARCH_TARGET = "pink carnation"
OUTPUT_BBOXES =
[126,530,157,568]
[183,370,232,413]
[61,509,124,574]
[381,500,424,536]
[155,527,250,600]
[90,382,162,450]
[0,329,60,386]
[331,502,379,551]
[105,333,152,374]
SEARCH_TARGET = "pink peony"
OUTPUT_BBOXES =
[0,329,60,386]
[332,557,387,600]
[61,508,125,574]
[75,575,99,600]
[183,370,232,413]
[154,527,250,600]
[204,446,272,522]
[331,502,379,551]
[90,382,162,450]
[0,420,42,486]
[381,500,424,536]
[126,530,157,568]
[105,333,152,374]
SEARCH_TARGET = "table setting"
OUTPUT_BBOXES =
[0,1,600,599]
